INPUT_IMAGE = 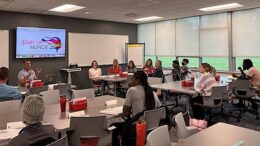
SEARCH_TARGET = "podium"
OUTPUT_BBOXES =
[61,68,81,84]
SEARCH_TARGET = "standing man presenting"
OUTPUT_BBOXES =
[18,60,41,87]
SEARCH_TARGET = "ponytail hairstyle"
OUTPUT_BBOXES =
[133,71,155,110]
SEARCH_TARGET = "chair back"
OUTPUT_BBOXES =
[29,137,56,146]
[46,135,67,146]
[0,100,21,114]
[175,112,189,140]
[72,88,95,99]
[40,90,60,105]
[164,75,173,83]
[203,86,226,106]
[233,79,256,98]
[54,84,71,97]
[68,116,108,146]
[29,86,48,95]
[148,77,162,85]
[228,81,235,93]
[144,107,165,131]
[146,125,170,146]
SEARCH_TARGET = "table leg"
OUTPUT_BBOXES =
[163,91,167,105]
[114,82,117,97]
[101,81,105,95]
[68,72,72,84]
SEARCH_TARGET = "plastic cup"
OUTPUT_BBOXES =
[215,75,220,81]
[60,97,67,112]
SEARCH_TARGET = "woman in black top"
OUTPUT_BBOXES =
[152,60,164,79]
[172,60,181,81]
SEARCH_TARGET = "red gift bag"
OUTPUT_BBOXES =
[80,137,99,146]
[136,121,147,146]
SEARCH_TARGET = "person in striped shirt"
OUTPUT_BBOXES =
[192,63,218,119]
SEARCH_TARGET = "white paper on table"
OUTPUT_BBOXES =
[100,75,108,78]
[0,129,21,141]
[105,99,118,106]
[99,106,123,116]
[48,84,58,90]
[68,111,89,118]
[128,73,133,76]
[6,121,26,129]
[232,140,245,146]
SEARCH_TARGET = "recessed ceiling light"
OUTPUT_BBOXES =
[49,4,85,13]
[135,16,163,21]
[199,3,243,12]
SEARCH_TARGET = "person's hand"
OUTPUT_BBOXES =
[232,73,238,78]
[36,68,42,75]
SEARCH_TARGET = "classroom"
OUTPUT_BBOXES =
[0,0,260,146]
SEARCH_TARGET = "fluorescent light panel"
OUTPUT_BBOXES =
[135,16,163,21]
[49,4,85,12]
[199,3,243,12]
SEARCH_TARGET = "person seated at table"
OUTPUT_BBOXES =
[172,60,181,81]
[127,60,137,73]
[0,67,22,100]
[89,60,111,93]
[233,59,260,88]
[18,59,41,87]
[233,59,260,109]
[180,58,190,80]
[191,63,218,119]
[143,59,155,76]
[152,60,164,79]
[111,71,161,146]
[89,60,102,82]
[109,59,122,75]
[8,94,56,146]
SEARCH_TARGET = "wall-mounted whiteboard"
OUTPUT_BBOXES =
[0,30,9,67]
[127,43,144,66]
[69,33,128,66]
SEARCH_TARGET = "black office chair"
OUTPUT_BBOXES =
[194,86,228,124]
[29,137,56,146]
[232,79,259,119]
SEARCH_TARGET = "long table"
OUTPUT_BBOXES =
[151,81,198,115]
[0,95,125,130]
[175,122,260,146]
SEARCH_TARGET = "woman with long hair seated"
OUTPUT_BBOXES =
[111,71,161,146]
[191,63,218,119]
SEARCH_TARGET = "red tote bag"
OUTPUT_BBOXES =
[136,121,147,146]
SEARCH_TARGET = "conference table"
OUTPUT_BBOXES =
[95,74,130,97]
[150,77,232,114]
[175,122,260,146]
[0,95,125,130]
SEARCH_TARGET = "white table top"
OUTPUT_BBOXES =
[0,95,125,130]
[175,123,260,146]
[151,81,197,95]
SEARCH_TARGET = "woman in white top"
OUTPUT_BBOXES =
[88,60,102,80]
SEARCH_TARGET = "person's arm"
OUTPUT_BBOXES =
[123,105,131,116]
[123,88,134,116]
[246,67,255,80]
[18,71,31,86]
[88,69,93,79]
